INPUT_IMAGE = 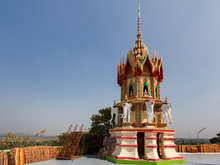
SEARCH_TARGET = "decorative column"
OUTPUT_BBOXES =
[110,130,139,160]
[135,104,142,127]
[161,131,183,160]
[158,82,161,99]
[150,77,155,98]
[145,132,160,161]
[137,77,141,98]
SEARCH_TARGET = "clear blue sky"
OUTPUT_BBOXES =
[0,0,220,138]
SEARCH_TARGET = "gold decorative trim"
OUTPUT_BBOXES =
[142,122,155,127]
[115,124,123,127]
[122,122,135,126]
[157,123,167,128]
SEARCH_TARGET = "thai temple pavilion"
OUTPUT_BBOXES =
[107,1,185,164]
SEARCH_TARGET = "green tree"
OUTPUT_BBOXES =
[89,107,113,137]
[210,137,220,144]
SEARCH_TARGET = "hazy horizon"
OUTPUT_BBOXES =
[0,0,220,139]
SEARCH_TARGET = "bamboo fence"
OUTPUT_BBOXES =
[176,144,220,153]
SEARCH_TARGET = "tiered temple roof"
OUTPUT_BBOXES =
[117,45,164,86]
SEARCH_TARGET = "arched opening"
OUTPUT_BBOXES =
[137,132,144,158]
[129,84,134,97]
[157,133,162,158]
[143,82,149,96]
[155,85,158,98]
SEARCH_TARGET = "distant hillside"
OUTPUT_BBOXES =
[0,133,56,138]
[175,138,211,144]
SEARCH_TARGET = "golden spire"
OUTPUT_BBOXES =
[136,0,143,44]
[134,0,143,61]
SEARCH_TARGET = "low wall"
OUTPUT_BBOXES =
[176,144,220,153]
[0,151,8,165]
[0,146,57,165]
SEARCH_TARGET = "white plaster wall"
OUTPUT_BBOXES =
[110,131,139,159]
[110,131,120,157]
[163,139,174,145]
[116,138,137,145]
[118,146,139,159]
[163,132,182,159]
[145,132,159,160]
[163,147,180,159]
[118,131,137,137]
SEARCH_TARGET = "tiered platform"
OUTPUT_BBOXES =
[109,127,184,164]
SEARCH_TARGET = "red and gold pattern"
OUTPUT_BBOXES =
[117,46,163,86]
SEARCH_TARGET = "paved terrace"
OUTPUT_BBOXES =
[29,153,220,165]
